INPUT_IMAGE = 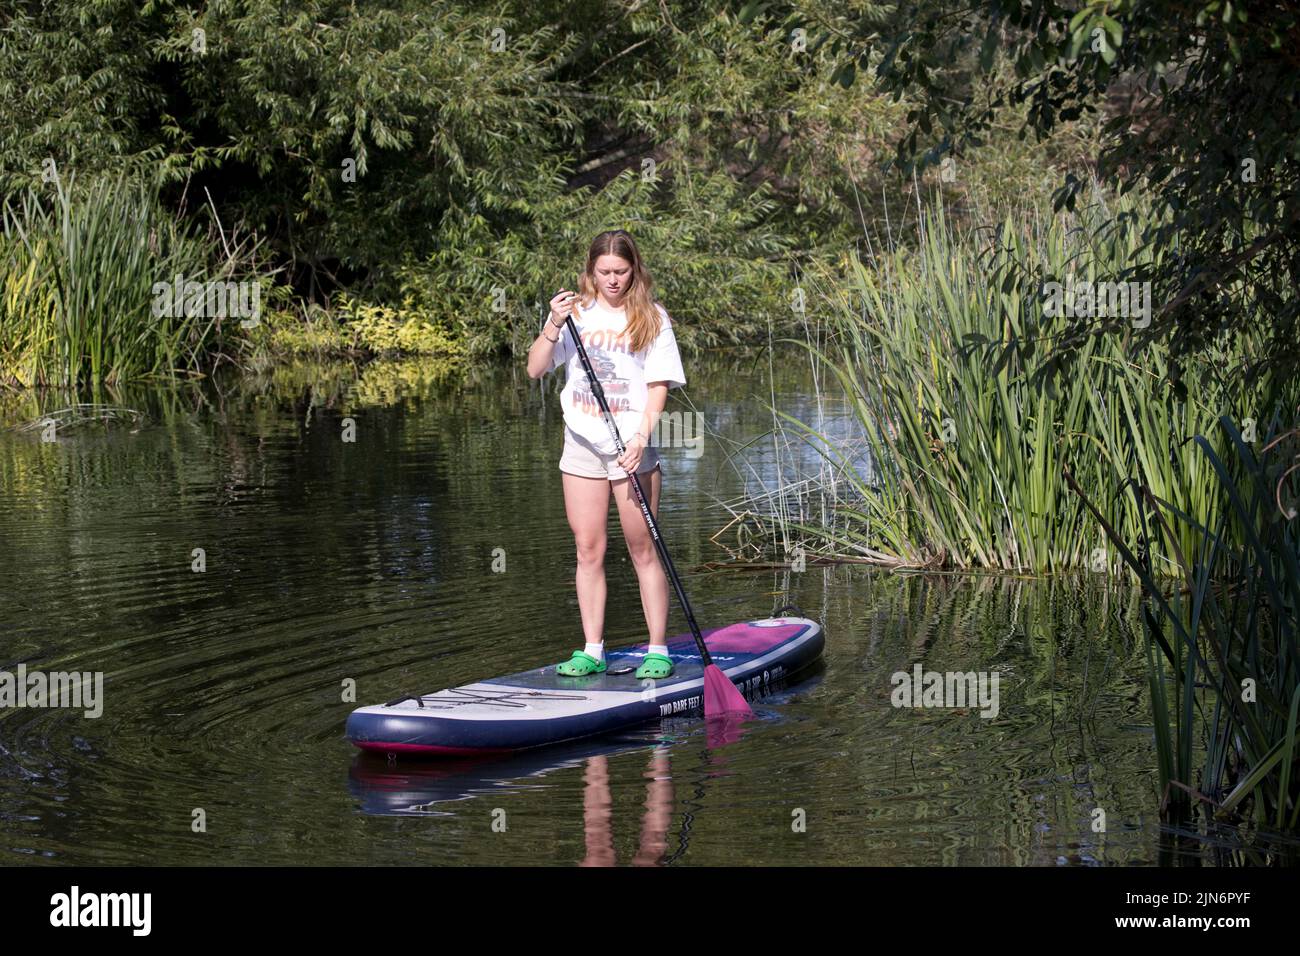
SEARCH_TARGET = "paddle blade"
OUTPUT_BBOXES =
[703,664,752,717]
[704,713,748,749]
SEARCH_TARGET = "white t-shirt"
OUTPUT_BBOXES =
[545,298,687,454]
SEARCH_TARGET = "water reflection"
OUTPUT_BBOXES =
[0,353,1276,864]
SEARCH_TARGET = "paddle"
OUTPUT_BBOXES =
[560,302,752,718]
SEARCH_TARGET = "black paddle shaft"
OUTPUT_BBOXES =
[561,313,714,667]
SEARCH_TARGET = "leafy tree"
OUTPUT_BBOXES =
[741,0,1300,377]
[1,0,1099,360]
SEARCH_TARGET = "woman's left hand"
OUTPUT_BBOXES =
[617,433,646,474]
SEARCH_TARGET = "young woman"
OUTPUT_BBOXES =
[526,230,686,680]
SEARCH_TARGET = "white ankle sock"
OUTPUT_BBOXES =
[584,642,605,661]
[648,643,669,658]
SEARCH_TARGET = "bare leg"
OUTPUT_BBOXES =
[612,465,666,644]
[562,472,611,645]
[632,749,673,866]
[579,755,616,867]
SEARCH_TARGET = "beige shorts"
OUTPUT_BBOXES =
[559,426,662,480]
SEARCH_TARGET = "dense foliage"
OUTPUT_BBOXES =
[0,0,1097,371]
[745,0,1300,378]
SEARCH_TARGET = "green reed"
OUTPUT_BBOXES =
[0,174,239,387]
[1073,419,1300,838]
[786,199,1278,574]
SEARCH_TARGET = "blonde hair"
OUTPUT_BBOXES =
[576,230,662,353]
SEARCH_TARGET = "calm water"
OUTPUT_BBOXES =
[0,350,1231,865]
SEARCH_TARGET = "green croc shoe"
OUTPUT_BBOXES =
[555,650,608,677]
[635,653,674,680]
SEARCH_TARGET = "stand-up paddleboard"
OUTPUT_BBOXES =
[350,670,827,813]
[346,615,824,756]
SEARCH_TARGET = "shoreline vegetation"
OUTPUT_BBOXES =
[746,198,1296,577]
[0,174,470,388]
[722,201,1299,844]
[1,2,1105,392]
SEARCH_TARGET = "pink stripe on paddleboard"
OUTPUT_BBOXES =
[666,620,805,654]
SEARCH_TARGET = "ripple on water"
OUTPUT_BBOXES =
[0,360,1214,864]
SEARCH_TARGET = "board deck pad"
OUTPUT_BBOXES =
[346,617,824,756]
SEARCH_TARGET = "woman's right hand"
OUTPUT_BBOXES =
[548,289,577,327]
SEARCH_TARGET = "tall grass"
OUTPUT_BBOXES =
[1073,419,1300,838]
[0,174,253,387]
[785,200,1287,573]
